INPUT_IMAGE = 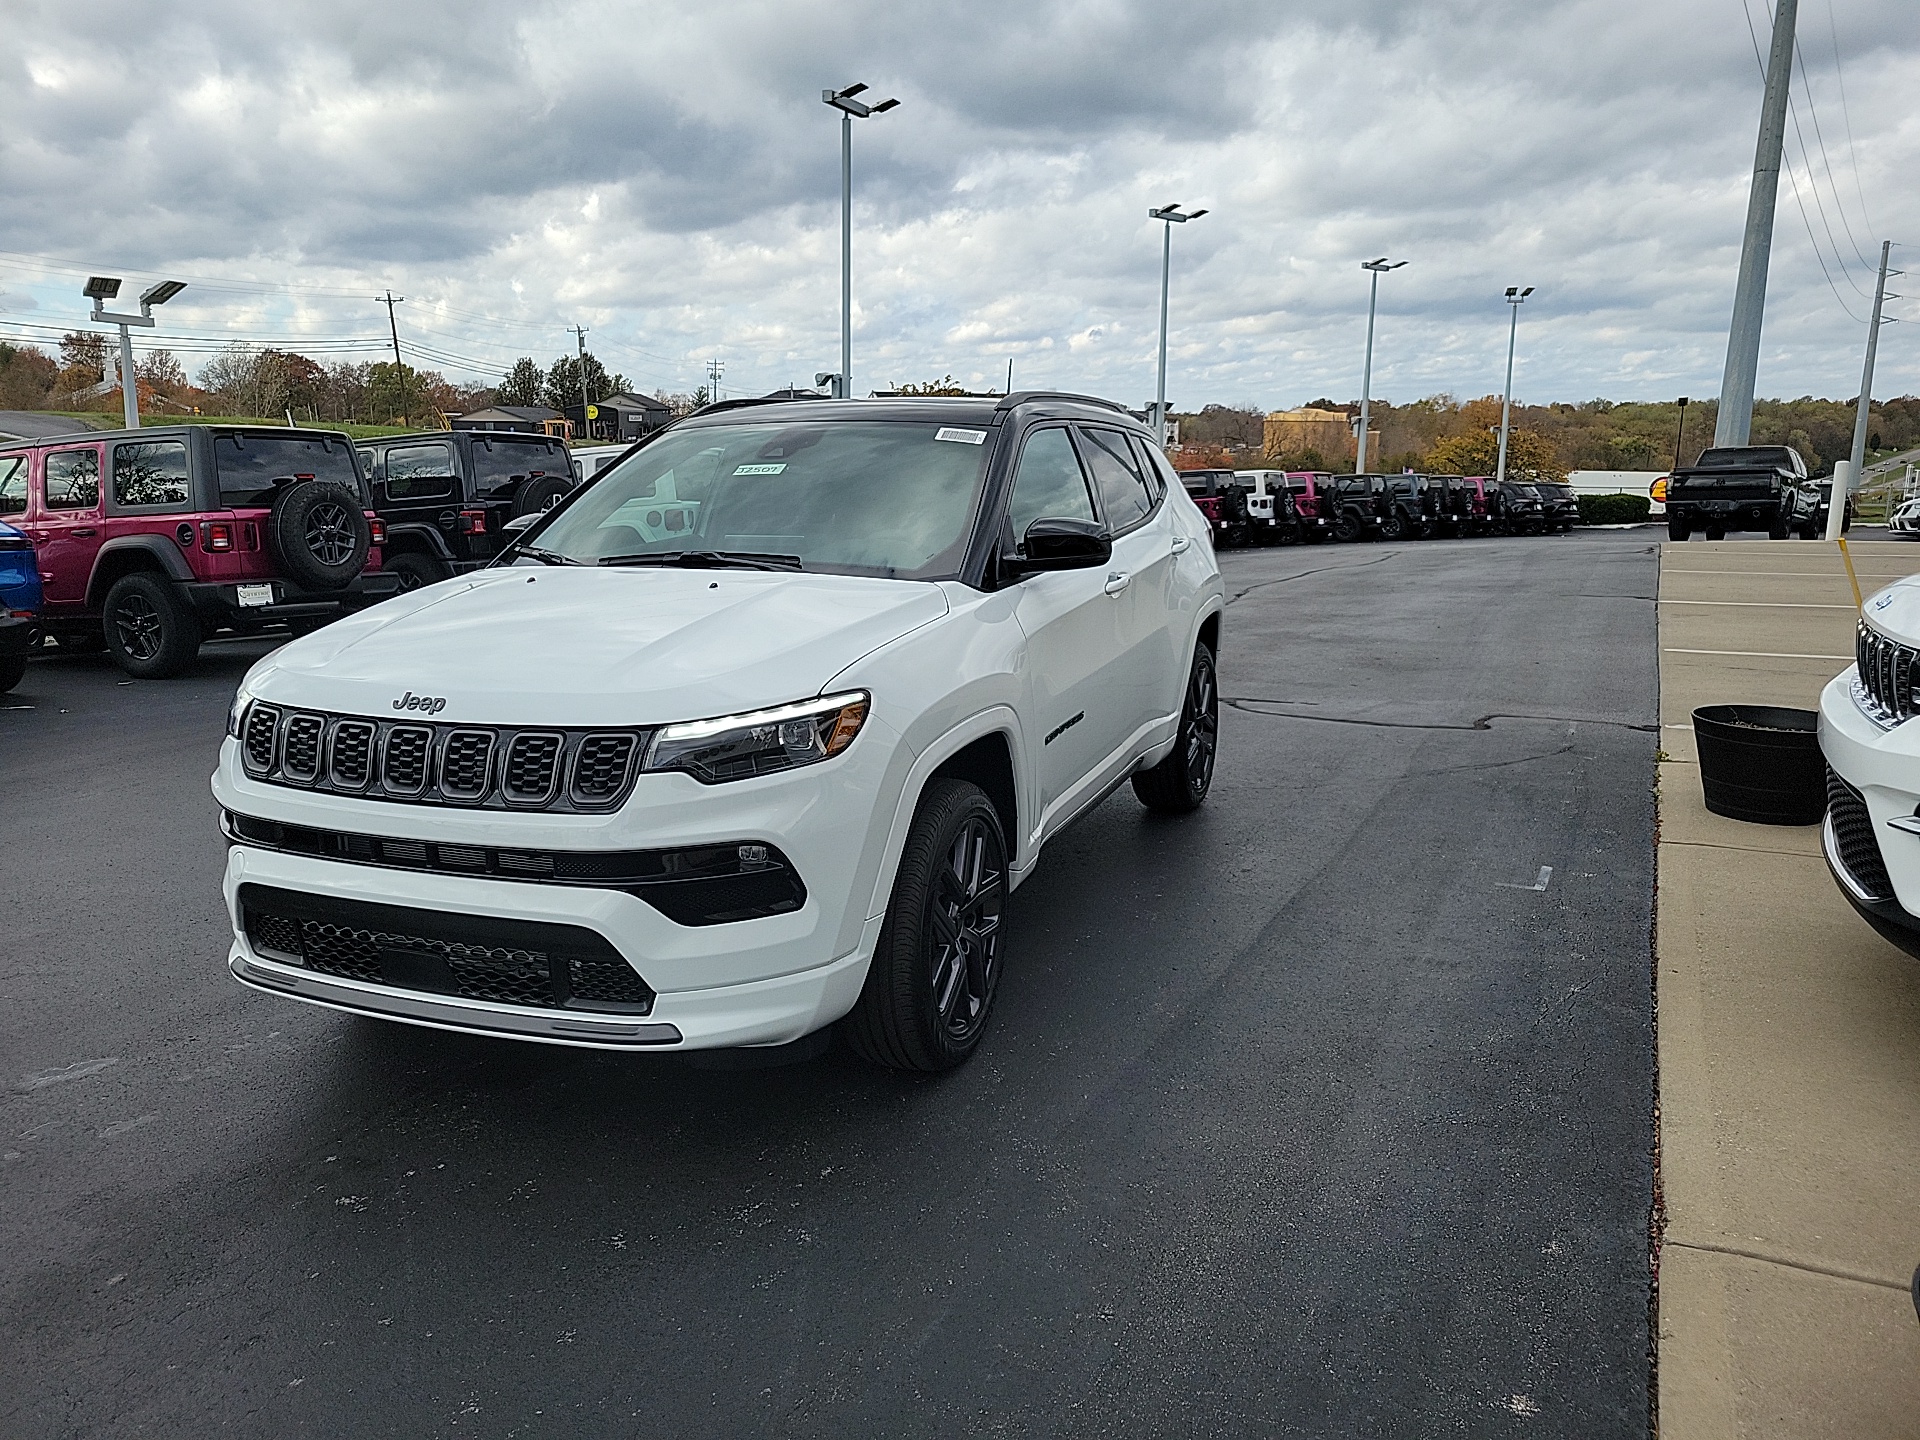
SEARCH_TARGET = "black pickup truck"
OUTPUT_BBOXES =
[1665,445,1811,541]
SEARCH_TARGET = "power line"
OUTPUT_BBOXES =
[1791,35,1877,272]
[1824,0,1881,239]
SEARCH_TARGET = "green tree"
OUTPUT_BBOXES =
[368,360,423,424]
[891,375,971,396]
[544,352,628,410]
[498,357,544,407]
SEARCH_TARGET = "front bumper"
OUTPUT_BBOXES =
[1818,668,1920,958]
[184,570,403,628]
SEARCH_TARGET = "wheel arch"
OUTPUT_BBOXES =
[379,522,457,562]
[86,535,190,608]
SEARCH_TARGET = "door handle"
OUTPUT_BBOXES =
[1104,571,1131,596]
[72,528,97,537]
[1170,535,1190,553]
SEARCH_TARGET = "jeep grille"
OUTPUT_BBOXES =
[1854,621,1918,723]
[235,704,644,812]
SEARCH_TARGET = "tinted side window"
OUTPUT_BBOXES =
[383,443,457,501]
[1077,427,1153,531]
[45,450,100,509]
[0,457,25,515]
[1127,435,1169,499]
[113,440,192,508]
[1006,427,1095,550]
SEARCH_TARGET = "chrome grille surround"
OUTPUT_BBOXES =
[235,704,645,812]
[1852,621,1919,729]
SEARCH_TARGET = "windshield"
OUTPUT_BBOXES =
[213,432,363,507]
[472,437,570,496]
[526,419,992,579]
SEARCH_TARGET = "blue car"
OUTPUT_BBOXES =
[0,519,41,693]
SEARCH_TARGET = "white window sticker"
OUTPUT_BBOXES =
[732,463,787,476]
[935,427,987,445]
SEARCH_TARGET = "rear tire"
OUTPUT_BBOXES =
[1379,512,1406,541]
[0,653,24,693]
[1768,512,1790,541]
[1668,514,1690,541]
[1332,511,1361,543]
[1132,641,1218,814]
[840,778,1008,1073]
[102,572,202,679]
[387,551,450,593]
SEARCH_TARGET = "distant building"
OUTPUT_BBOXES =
[452,405,571,437]
[1264,407,1367,464]
[563,393,673,442]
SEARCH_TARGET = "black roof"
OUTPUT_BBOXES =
[0,422,350,453]
[677,390,1140,433]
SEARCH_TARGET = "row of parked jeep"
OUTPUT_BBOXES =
[0,422,577,687]
[1175,469,1580,548]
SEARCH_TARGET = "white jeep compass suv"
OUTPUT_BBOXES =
[214,393,1225,1070]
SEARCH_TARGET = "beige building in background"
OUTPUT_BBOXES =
[1264,407,1369,465]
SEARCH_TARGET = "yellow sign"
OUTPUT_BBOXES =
[586,404,600,419]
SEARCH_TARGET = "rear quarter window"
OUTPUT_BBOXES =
[214,433,362,507]
[0,456,25,515]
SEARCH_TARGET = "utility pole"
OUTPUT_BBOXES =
[707,357,725,402]
[380,290,408,424]
[1495,286,1533,487]
[1006,357,1014,396]
[1848,241,1899,478]
[1356,257,1405,473]
[571,325,591,440]
[1714,0,1798,447]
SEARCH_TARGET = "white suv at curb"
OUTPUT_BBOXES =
[1819,583,1920,959]
[214,394,1225,1070]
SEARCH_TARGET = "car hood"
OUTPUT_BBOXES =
[247,566,950,726]
[1862,577,1920,644]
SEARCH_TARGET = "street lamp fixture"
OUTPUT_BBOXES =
[822,82,900,400]
[1356,258,1406,473]
[84,274,187,430]
[1149,204,1208,446]
[1495,285,1534,489]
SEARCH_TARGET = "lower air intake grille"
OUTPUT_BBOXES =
[239,884,654,1013]
[1827,767,1893,900]
[572,734,637,803]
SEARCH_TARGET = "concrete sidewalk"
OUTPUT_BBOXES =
[1656,539,1920,1437]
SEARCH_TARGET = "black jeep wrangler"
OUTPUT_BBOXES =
[1531,480,1580,533]
[1493,480,1547,535]
[1381,474,1443,540]
[1665,445,1810,541]
[1324,474,1389,542]
[1177,468,1254,549]
[356,430,576,590]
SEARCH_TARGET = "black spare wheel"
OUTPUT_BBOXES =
[513,475,572,517]
[269,481,369,591]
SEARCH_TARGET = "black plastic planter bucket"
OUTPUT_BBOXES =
[1692,704,1825,825]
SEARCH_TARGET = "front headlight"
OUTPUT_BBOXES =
[644,691,869,785]
[227,684,255,739]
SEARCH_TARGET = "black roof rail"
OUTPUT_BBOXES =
[686,390,831,419]
[993,390,1130,416]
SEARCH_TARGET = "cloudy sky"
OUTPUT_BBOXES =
[2,0,1915,410]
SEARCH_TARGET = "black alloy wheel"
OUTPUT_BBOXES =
[387,552,449,593]
[1332,510,1361,543]
[305,496,358,567]
[1133,640,1218,814]
[841,778,1009,1071]
[1379,511,1406,542]
[101,572,202,679]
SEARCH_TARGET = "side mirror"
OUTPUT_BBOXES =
[1003,517,1112,577]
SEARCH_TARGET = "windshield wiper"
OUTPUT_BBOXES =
[515,546,583,566]
[598,550,804,572]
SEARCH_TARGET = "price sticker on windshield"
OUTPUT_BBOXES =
[733,463,787,476]
[935,427,986,445]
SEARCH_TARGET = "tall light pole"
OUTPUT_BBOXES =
[1356,257,1405,473]
[1671,396,1691,473]
[1715,0,1798,447]
[1848,241,1899,478]
[1495,285,1534,486]
[86,276,186,430]
[822,83,899,401]
[1149,203,1207,446]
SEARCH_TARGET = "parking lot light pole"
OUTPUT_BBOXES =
[1495,285,1533,487]
[1149,204,1207,446]
[1671,397,1691,474]
[1356,258,1405,473]
[823,83,899,401]
[86,276,185,430]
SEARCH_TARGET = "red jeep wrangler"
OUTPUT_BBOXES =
[0,425,396,679]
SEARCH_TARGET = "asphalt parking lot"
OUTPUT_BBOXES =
[2,530,1659,1438]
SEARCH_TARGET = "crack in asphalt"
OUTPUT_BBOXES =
[1222,699,1658,733]
[1224,551,1399,605]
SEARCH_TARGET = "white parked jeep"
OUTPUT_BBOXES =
[213,394,1225,1070]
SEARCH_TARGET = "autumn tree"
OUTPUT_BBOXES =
[1424,428,1565,484]
[0,343,57,409]
[138,349,190,397]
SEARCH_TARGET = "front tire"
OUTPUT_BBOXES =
[1133,641,1218,814]
[841,779,1008,1072]
[103,572,202,679]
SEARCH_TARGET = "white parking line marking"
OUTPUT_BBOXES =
[1661,648,1852,660]
[1496,866,1553,892]
[1658,600,1858,608]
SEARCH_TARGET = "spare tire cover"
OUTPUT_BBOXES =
[513,474,573,517]
[268,481,370,592]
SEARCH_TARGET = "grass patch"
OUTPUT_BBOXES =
[49,410,422,439]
